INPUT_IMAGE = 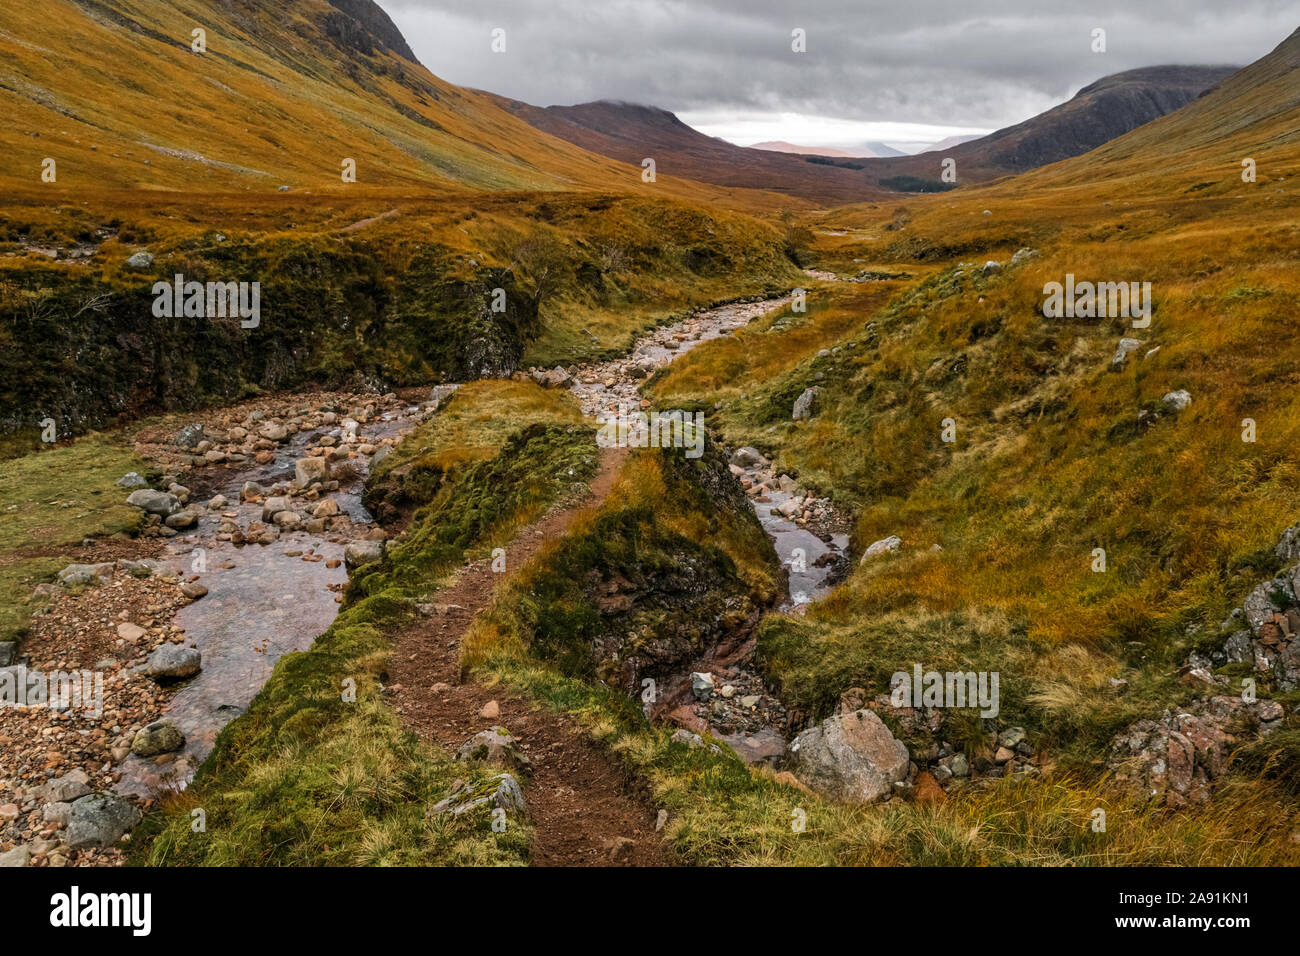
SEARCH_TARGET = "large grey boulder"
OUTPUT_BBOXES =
[145,645,201,680]
[792,386,822,421]
[125,489,179,516]
[125,251,154,270]
[64,793,142,848]
[131,719,185,756]
[788,709,910,803]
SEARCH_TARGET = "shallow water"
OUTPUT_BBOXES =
[115,404,426,797]
[566,296,847,605]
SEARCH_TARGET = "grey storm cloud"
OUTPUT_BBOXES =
[378,0,1294,129]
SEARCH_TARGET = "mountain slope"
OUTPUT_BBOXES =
[503,65,1237,200]
[908,65,1238,178]
[489,97,891,204]
[0,0,666,194]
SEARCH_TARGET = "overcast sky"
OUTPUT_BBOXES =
[378,0,1295,151]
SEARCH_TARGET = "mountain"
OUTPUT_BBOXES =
[0,0,664,194]
[907,64,1240,178]
[505,66,1239,198]
[750,141,880,158]
[487,97,890,204]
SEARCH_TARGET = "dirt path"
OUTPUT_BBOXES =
[387,447,673,867]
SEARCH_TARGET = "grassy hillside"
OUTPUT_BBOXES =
[633,25,1300,857]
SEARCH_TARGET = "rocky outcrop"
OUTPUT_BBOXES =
[1107,696,1283,806]
[455,726,531,772]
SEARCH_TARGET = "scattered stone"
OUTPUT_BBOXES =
[0,846,30,867]
[180,582,208,600]
[344,540,385,569]
[294,457,329,488]
[116,472,148,488]
[57,562,115,586]
[691,671,715,700]
[125,251,154,270]
[479,700,500,720]
[792,386,822,421]
[431,773,526,819]
[1162,389,1192,411]
[125,489,179,516]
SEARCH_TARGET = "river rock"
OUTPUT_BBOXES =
[164,508,198,529]
[312,498,340,518]
[174,423,205,448]
[730,447,763,468]
[691,671,715,700]
[788,709,910,803]
[294,457,329,488]
[258,422,288,442]
[344,540,385,569]
[64,793,142,848]
[261,496,292,522]
[131,719,185,756]
[0,846,30,867]
[126,489,179,516]
[146,644,201,680]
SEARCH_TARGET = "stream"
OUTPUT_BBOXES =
[117,294,841,795]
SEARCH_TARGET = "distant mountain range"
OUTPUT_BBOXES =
[749,141,907,159]
[501,64,1238,200]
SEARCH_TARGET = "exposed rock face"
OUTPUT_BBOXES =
[1107,696,1284,806]
[788,709,910,803]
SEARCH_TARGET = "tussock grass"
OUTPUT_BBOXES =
[0,433,144,641]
